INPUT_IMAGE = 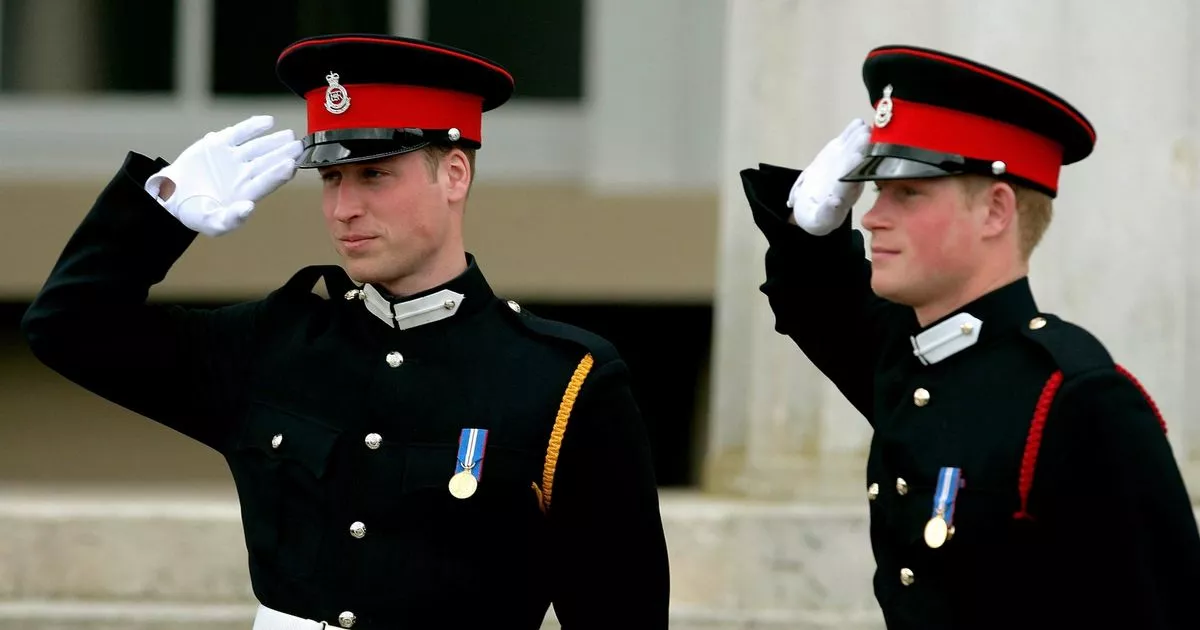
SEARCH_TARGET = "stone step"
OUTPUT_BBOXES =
[0,601,886,630]
[12,484,1197,628]
[5,484,1197,628]
[0,484,889,628]
[0,601,253,630]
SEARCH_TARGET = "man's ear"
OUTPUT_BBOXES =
[444,148,471,204]
[980,180,1017,240]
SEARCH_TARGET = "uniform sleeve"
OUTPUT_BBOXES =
[546,357,670,629]
[1033,368,1200,629]
[742,163,903,422]
[20,151,264,451]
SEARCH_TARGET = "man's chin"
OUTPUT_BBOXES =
[870,276,914,305]
[342,258,419,289]
[342,259,386,286]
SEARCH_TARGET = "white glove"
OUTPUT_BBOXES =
[786,118,872,236]
[145,115,303,237]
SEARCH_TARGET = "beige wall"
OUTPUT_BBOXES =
[0,179,718,303]
[0,180,718,485]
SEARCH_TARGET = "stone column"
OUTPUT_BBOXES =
[1187,3,1200,498]
[705,0,882,502]
[706,0,1200,502]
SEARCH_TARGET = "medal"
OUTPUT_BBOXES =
[450,428,488,500]
[448,470,478,499]
[924,511,949,548]
[926,467,962,549]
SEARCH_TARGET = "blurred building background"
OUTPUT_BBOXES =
[1,1,1198,629]
[0,0,723,491]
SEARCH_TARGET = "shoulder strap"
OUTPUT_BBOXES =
[498,300,622,514]
[1013,315,1166,521]
[1019,314,1113,379]
[501,300,620,366]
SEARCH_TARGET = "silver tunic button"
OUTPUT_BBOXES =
[444,299,456,310]
[913,388,931,407]
[349,521,366,539]
[338,611,356,628]
[271,434,283,449]
[896,478,908,495]
[867,482,880,501]
[385,351,404,368]
[507,300,521,313]
[364,433,382,450]
[900,568,915,586]
[1029,316,1048,330]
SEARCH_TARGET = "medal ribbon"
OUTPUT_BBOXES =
[932,467,962,524]
[455,428,489,481]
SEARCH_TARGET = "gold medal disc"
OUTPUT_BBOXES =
[448,471,478,499]
[924,516,949,548]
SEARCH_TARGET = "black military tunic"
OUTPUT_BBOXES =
[21,151,670,629]
[743,162,1200,630]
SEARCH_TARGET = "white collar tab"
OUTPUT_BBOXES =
[346,284,466,330]
[911,312,983,366]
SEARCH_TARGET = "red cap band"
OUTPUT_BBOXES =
[304,83,484,142]
[871,97,1065,192]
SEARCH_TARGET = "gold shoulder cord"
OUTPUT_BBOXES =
[534,353,595,513]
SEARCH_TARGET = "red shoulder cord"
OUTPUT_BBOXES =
[1114,365,1168,434]
[1012,365,1166,521]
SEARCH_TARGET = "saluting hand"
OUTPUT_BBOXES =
[787,118,871,236]
[145,115,304,237]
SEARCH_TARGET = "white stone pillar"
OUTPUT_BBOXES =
[1186,2,1200,495]
[708,0,1200,502]
[707,0,880,501]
